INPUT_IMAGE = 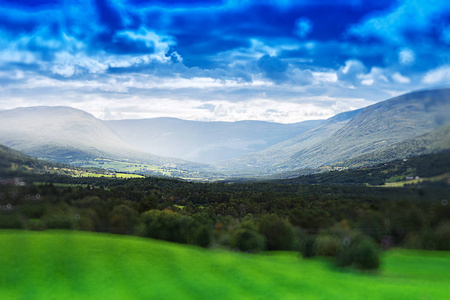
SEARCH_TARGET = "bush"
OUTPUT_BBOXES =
[42,212,76,229]
[192,225,212,248]
[335,233,380,270]
[258,214,295,251]
[300,235,316,258]
[435,221,450,250]
[137,210,193,244]
[77,208,98,231]
[314,234,341,257]
[0,213,24,229]
[231,220,266,253]
[352,238,380,270]
[402,221,450,251]
[110,205,139,234]
[231,228,266,253]
[26,218,47,231]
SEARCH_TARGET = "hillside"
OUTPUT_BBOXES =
[272,152,450,186]
[1,231,449,299]
[0,107,215,178]
[218,89,450,175]
[106,118,322,163]
[333,123,450,169]
[216,109,362,175]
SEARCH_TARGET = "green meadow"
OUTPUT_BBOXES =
[79,172,145,179]
[1,231,449,299]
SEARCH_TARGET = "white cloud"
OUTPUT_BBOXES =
[337,60,367,86]
[422,65,450,84]
[392,72,410,84]
[398,48,415,65]
[359,67,389,86]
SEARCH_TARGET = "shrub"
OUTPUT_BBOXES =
[314,234,341,257]
[335,233,380,270]
[352,238,380,270]
[435,221,450,250]
[192,225,213,248]
[258,214,295,251]
[77,208,98,231]
[300,235,316,258]
[231,220,266,253]
[26,218,47,231]
[42,212,76,229]
[110,205,139,234]
[231,228,266,253]
[0,213,24,229]
[137,210,193,244]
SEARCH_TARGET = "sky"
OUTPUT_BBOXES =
[0,0,449,123]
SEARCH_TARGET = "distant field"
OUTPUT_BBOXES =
[79,172,145,179]
[78,159,177,176]
[383,172,450,187]
[1,231,449,299]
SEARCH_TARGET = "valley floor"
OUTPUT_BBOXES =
[1,231,449,299]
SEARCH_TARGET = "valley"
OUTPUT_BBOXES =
[1,89,449,180]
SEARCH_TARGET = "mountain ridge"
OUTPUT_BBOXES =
[217,88,450,175]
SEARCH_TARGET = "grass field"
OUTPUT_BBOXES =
[78,159,176,176]
[1,231,449,299]
[79,172,145,179]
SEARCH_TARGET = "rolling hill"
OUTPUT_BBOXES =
[218,89,450,176]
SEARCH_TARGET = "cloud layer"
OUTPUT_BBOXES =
[0,0,449,122]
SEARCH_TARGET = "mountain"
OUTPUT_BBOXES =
[332,123,450,169]
[106,118,322,163]
[215,108,363,175]
[0,106,134,159]
[0,106,211,178]
[218,89,450,176]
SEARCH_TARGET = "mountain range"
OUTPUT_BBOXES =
[0,88,449,179]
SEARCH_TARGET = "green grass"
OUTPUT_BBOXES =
[1,231,449,299]
[78,159,176,176]
[79,172,145,179]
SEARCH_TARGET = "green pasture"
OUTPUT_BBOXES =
[0,231,449,299]
[78,159,175,176]
[79,172,145,179]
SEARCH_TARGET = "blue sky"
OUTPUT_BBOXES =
[0,0,449,122]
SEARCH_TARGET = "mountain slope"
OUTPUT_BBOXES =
[219,89,450,175]
[0,107,212,178]
[216,109,363,175]
[106,118,322,163]
[332,123,450,168]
